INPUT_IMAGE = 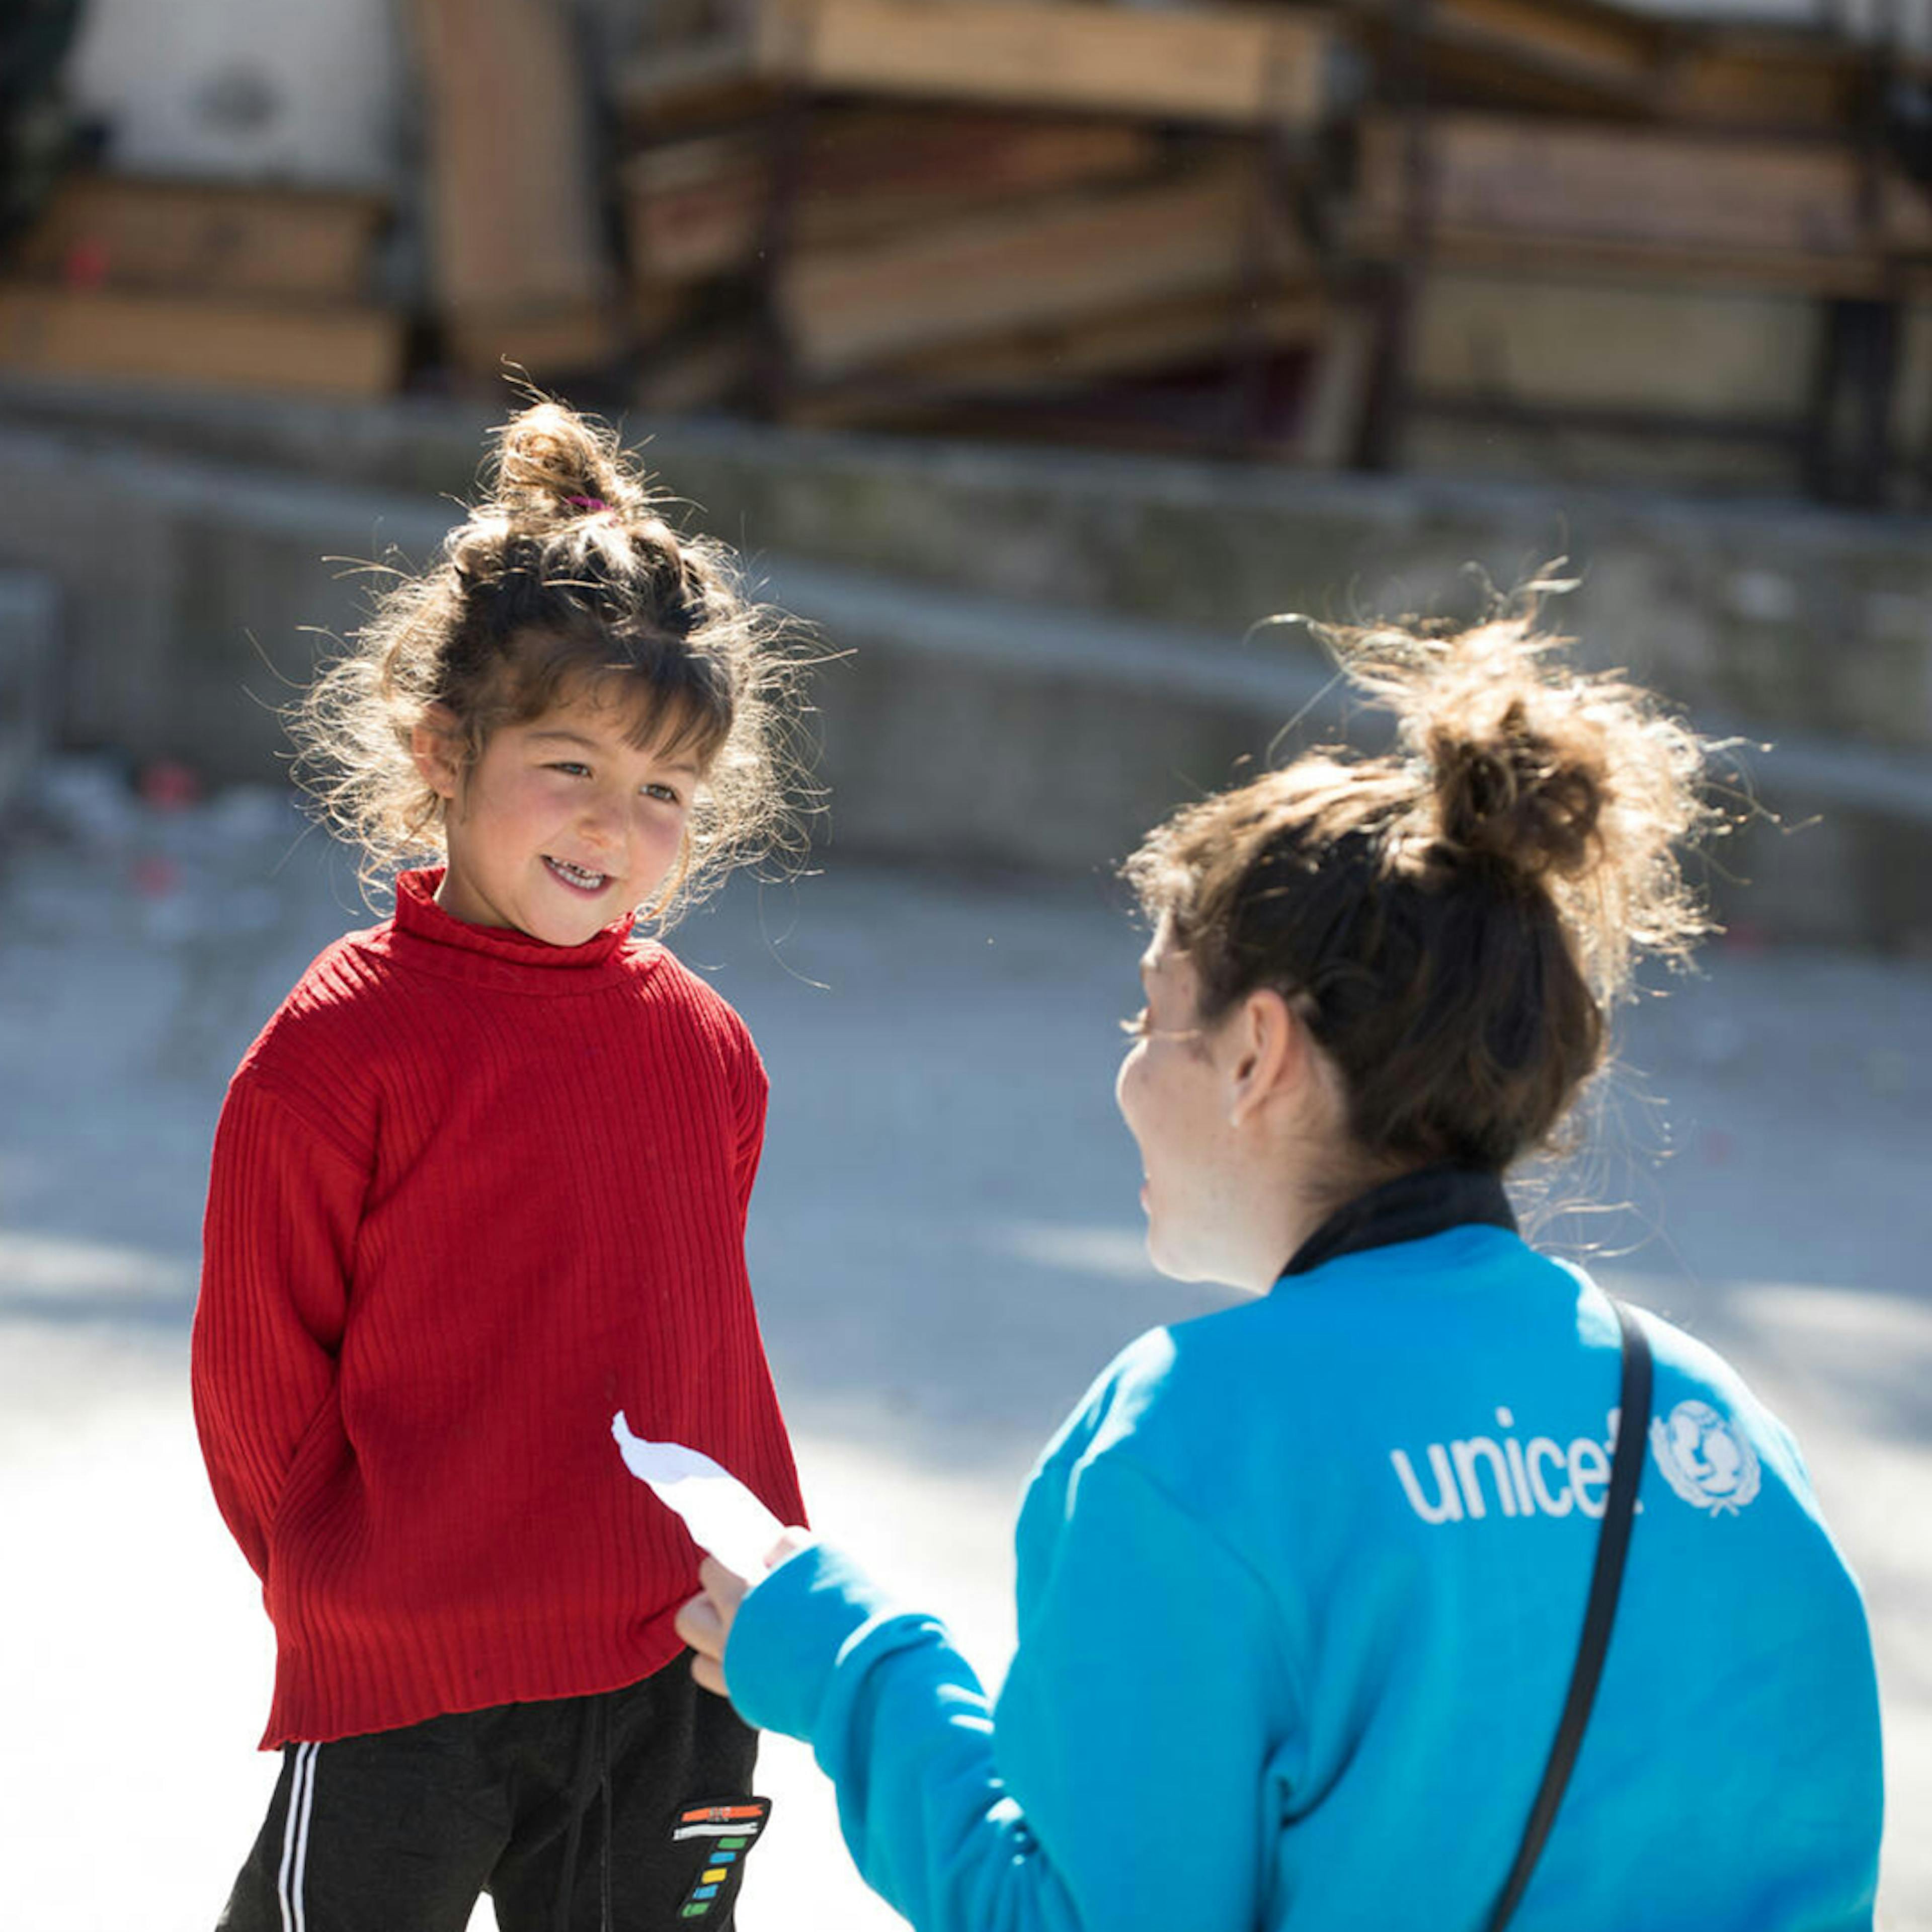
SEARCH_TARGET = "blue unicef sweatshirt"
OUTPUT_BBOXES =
[727,1179,1883,1931]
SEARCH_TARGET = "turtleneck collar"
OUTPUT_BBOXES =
[1278,1164,1517,1282]
[383,867,647,988]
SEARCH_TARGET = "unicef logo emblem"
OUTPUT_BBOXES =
[1649,1400,1761,1515]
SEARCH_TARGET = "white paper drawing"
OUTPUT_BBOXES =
[610,1412,785,1576]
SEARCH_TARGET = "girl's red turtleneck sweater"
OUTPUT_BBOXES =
[192,869,805,1749]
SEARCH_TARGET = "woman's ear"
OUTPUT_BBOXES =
[410,706,464,800]
[1227,987,1302,1129]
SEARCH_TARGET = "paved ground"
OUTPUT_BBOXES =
[3,768,1928,1930]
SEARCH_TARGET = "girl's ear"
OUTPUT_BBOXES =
[410,706,464,800]
[1226,986,1301,1129]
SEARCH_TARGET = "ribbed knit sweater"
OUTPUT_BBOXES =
[192,868,805,1749]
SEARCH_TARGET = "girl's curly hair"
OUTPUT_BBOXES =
[292,398,812,922]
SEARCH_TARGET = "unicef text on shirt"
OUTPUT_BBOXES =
[1390,1406,1624,1524]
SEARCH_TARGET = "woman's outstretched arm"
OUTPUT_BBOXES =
[686,1447,1295,1932]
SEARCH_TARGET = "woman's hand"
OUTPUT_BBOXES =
[676,1531,813,1698]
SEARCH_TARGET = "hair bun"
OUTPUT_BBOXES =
[1429,697,1604,883]
[493,400,628,521]
[1305,601,1714,1005]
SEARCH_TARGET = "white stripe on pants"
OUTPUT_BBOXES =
[276,1741,319,1932]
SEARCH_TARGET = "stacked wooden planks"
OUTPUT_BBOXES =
[411,0,624,380]
[616,0,1932,494]
[620,0,1358,457]
[33,0,1921,489]
[1348,0,1932,495]
[0,173,403,398]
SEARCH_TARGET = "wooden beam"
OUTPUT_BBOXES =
[1349,0,1669,115]
[780,163,1307,377]
[1410,272,1821,422]
[791,286,1327,417]
[9,174,386,302]
[890,288,1326,392]
[0,284,404,397]
[750,0,1335,126]
[1355,115,1932,292]
[619,36,776,133]
[626,109,1162,284]
[1357,4,1866,131]
[1659,33,1864,135]
[442,304,630,383]
[1420,0,1664,88]
[411,0,620,374]
[625,133,767,284]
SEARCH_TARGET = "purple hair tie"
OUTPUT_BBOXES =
[567,495,608,514]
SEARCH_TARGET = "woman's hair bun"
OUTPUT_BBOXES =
[1426,693,1605,884]
[1316,597,1715,1002]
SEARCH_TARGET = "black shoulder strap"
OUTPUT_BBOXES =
[1486,1298,1653,1932]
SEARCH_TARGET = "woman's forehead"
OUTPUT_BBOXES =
[1141,923,1195,992]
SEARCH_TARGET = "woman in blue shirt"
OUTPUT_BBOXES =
[677,611,1884,1931]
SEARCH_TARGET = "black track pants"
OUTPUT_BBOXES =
[216,1656,764,1932]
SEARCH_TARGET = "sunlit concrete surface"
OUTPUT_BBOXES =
[3,771,1928,1930]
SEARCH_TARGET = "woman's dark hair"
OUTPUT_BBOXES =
[1123,611,1715,1173]
[292,398,809,919]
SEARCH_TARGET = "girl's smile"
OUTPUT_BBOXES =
[544,855,613,894]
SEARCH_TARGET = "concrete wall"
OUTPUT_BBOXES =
[0,424,446,779]
[6,378,1925,757]
[0,572,58,824]
[0,380,1927,949]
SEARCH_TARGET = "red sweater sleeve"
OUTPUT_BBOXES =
[192,1073,364,1582]
[730,1024,770,1222]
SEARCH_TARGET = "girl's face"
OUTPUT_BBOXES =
[416,689,699,946]
[1115,929,1247,1284]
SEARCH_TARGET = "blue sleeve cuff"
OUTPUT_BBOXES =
[726,1538,926,1743]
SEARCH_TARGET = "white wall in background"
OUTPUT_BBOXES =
[1627,0,1932,48]
[67,0,406,186]
[1626,0,1822,13]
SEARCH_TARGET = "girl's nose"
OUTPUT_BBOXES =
[580,791,624,847]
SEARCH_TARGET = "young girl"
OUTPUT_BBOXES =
[193,401,808,1931]
[678,612,1885,1930]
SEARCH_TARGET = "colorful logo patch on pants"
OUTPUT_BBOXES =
[672,1797,770,1918]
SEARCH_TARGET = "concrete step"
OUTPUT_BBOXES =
[764,554,1932,952]
[0,572,58,828]
[1,401,1926,948]
[5,374,1931,764]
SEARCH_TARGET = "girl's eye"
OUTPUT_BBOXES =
[551,761,591,778]
[643,782,682,805]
